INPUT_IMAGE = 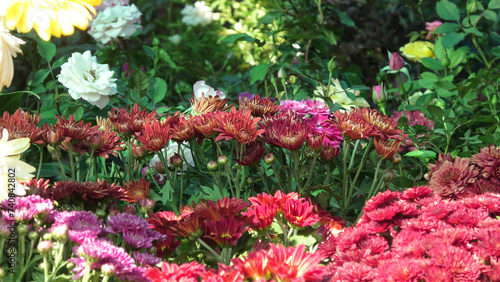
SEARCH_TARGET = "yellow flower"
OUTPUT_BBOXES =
[1,0,102,41]
[400,41,435,62]
[0,25,25,92]
[313,79,370,111]
[0,129,36,201]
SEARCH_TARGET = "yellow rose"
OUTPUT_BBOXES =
[400,41,435,62]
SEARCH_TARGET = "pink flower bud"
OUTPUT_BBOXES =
[389,52,405,71]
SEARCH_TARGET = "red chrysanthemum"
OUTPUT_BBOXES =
[266,244,327,281]
[357,108,404,140]
[243,201,277,231]
[261,110,310,151]
[154,231,181,258]
[330,109,378,140]
[0,109,44,144]
[168,113,195,142]
[239,94,281,117]
[135,121,171,152]
[374,136,401,160]
[145,261,209,282]
[190,112,219,139]
[214,107,265,144]
[283,198,321,228]
[48,180,131,205]
[148,211,182,234]
[190,94,231,115]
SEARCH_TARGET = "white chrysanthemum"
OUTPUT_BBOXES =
[0,129,36,201]
[88,4,142,44]
[193,80,225,99]
[0,26,25,92]
[181,1,213,27]
[96,0,130,11]
[313,78,369,111]
[58,50,117,109]
[168,34,182,45]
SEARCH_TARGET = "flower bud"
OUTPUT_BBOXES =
[51,224,68,241]
[67,262,75,270]
[43,233,52,241]
[467,0,478,13]
[327,57,337,73]
[28,231,39,241]
[441,56,450,68]
[389,52,405,71]
[38,262,46,270]
[0,267,5,278]
[289,75,297,84]
[382,169,395,182]
[264,153,275,164]
[123,204,136,215]
[305,150,315,159]
[246,177,254,185]
[17,224,28,236]
[37,240,53,254]
[217,155,228,167]
[95,209,106,218]
[170,153,183,168]
[372,84,387,104]
[101,263,116,276]
[391,154,402,164]
[207,160,218,171]
[435,99,446,110]
[320,146,340,161]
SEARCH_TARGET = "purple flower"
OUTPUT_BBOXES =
[123,229,155,249]
[133,251,162,267]
[69,238,148,281]
[389,52,405,71]
[238,92,256,101]
[53,211,102,244]
[105,213,150,234]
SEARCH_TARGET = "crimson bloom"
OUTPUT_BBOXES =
[135,121,171,152]
[0,109,44,144]
[374,137,401,160]
[234,141,265,166]
[214,107,265,144]
[122,178,151,202]
[283,198,321,228]
[108,103,158,136]
[204,216,246,246]
[261,110,310,151]
[239,94,280,117]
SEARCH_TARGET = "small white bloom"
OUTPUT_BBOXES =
[168,34,182,45]
[313,78,369,111]
[58,50,117,109]
[181,1,213,27]
[96,0,130,11]
[193,80,225,99]
[0,26,25,92]
[89,4,142,44]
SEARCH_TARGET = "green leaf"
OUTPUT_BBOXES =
[37,38,56,62]
[489,0,500,9]
[159,49,177,69]
[436,0,461,21]
[148,78,167,105]
[433,38,446,60]
[0,92,22,114]
[249,63,269,84]
[32,163,60,178]
[434,22,459,34]
[129,70,149,98]
[404,150,437,158]
[220,33,254,43]
[52,56,67,69]
[427,105,445,119]
[464,27,484,36]
[142,45,156,59]
[484,10,498,21]
[33,69,51,85]
[449,46,469,68]
[435,86,457,97]
[420,58,444,71]
[441,32,466,48]
[491,46,500,57]
[337,11,356,27]
[289,235,317,247]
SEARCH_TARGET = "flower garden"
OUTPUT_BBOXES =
[1,0,500,281]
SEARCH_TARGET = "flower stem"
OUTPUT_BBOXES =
[346,139,373,208]
[126,137,132,181]
[341,140,351,214]
[257,165,270,193]
[82,259,92,282]
[36,146,44,179]
[67,142,76,180]
[367,158,384,200]
[197,238,223,262]
[396,72,408,104]
[303,151,318,191]
[292,150,302,193]
[43,254,50,282]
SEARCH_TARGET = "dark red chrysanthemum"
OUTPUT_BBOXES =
[471,144,500,180]
[283,198,321,228]
[72,129,123,158]
[429,157,480,199]
[0,109,44,144]
[330,109,378,141]
[357,108,404,140]
[122,178,151,202]
[145,261,209,282]
[53,115,97,142]
[168,113,195,142]
[190,112,219,139]
[108,103,158,136]
[374,137,401,160]
[204,216,246,246]
[261,110,310,151]
[234,141,265,166]
[148,211,182,234]
[425,153,454,180]
[239,94,281,117]
[49,180,131,205]
[190,94,231,115]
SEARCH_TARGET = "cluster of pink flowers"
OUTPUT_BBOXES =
[319,186,500,281]
[426,145,500,198]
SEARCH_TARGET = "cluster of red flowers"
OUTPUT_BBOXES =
[426,145,500,198]
[145,244,327,282]
[0,109,44,143]
[318,186,500,281]
[332,108,404,159]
